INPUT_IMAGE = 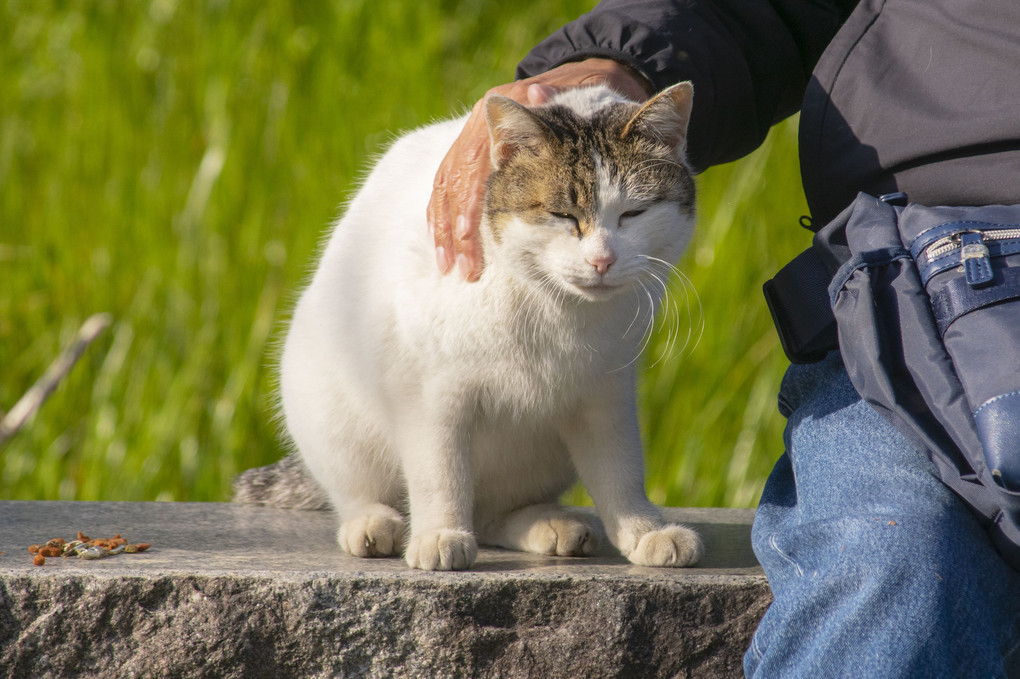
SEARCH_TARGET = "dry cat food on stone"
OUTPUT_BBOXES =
[28,532,151,565]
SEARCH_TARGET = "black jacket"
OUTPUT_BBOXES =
[517,0,1020,225]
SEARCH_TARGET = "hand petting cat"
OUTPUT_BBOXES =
[427,58,652,282]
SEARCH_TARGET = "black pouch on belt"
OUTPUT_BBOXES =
[764,192,1020,569]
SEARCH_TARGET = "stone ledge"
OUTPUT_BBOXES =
[0,501,770,678]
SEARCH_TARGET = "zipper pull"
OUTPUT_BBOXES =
[960,231,994,287]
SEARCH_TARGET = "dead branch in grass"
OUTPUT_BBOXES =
[0,313,112,445]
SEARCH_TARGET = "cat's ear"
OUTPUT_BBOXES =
[621,81,693,158]
[485,95,551,170]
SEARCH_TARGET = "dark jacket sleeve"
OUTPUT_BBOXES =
[516,0,856,171]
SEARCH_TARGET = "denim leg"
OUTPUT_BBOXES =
[745,353,1020,679]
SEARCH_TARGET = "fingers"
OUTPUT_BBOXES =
[427,164,456,275]
[427,100,488,281]
[455,182,485,282]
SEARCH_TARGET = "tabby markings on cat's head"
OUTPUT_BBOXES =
[481,83,695,301]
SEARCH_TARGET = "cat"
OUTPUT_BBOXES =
[234,82,703,571]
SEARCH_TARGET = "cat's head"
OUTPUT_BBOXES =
[482,83,695,303]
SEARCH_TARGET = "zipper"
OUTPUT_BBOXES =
[922,228,1020,288]
[924,228,1020,262]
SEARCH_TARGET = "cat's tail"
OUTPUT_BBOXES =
[232,454,330,510]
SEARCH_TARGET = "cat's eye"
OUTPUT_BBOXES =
[549,211,582,239]
[621,209,646,219]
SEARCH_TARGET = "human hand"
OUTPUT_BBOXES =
[426,58,652,282]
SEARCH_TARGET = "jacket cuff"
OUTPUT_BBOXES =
[514,2,699,95]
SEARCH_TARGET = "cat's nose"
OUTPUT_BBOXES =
[586,253,617,275]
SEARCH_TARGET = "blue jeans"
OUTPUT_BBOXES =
[745,353,1020,678]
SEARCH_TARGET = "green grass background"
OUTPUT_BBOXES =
[1,0,811,506]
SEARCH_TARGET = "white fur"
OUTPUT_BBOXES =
[280,85,702,570]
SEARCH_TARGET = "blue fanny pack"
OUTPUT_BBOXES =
[765,192,1020,569]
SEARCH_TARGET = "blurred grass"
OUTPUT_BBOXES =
[1,0,811,506]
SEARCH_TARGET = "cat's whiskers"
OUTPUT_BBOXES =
[622,287,646,339]
[657,263,687,366]
[636,280,660,361]
[610,277,658,373]
[638,264,677,369]
[675,269,704,356]
[670,266,704,357]
[510,262,571,346]
[639,255,704,360]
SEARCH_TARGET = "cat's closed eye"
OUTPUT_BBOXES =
[620,209,646,220]
[549,211,583,238]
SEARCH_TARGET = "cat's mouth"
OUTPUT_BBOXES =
[572,281,624,300]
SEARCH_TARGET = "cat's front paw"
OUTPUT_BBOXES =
[338,514,406,558]
[405,529,477,570]
[627,524,702,568]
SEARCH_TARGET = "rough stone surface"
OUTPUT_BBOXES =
[0,502,770,678]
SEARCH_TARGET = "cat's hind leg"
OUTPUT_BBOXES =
[337,503,407,558]
[288,413,408,559]
[481,503,602,557]
[298,437,408,559]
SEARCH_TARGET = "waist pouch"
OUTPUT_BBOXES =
[764,192,1020,569]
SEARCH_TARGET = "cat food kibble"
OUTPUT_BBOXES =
[25,532,152,565]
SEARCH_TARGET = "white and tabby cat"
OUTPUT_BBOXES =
[239,83,702,571]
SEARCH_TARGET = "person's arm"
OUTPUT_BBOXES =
[430,0,856,280]
[518,0,854,170]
